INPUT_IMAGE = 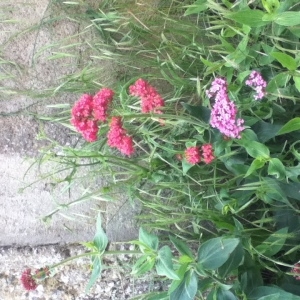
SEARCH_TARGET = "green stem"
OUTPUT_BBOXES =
[50,250,142,269]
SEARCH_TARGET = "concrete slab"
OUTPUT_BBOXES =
[0,0,140,246]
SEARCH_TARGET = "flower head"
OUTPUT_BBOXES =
[21,269,38,291]
[245,71,267,100]
[292,263,300,280]
[185,146,201,164]
[129,79,165,114]
[93,88,114,121]
[207,77,245,139]
[201,144,215,164]
[107,116,135,156]
[71,94,98,142]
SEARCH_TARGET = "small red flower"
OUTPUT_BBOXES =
[71,94,98,142]
[107,117,135,156]
[201,143,215,164]
[292,263,300,280]
[93,88,114,122]
[185,146,201,165]
[129,79,165,114]
[21,269,38,291]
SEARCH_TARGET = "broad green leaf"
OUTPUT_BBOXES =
[293,76,300,93]
[168,263,189,294]
[198,237,240,270]
[170,270,198,300]
[252,120,282,143]
[255,227,288,257]
[182,159,194,176]
[266,72,290,93]
[218,242,244,278]
[262,0,280,13]
[184,0,207,16]
[156,246,179,280]
[289,26,300,38]
[267,158,286,179]
[271,52,297,71]
[237,140,270,159]
[227,9,269,27]
[86,256,102,291]
[182,103,211,123]
[244,158,266,178]
[207,288,238,300]
[93,214,108,253]
[275,12,300,27]
[131,255,156,276]
[130,292,169,300]
[258,177,288,204]
[169,236,194,259]
[139,227,159,251]
[240,267,264,295]
[279,181,300,201]
[277,117,300,135]
[248,286,300,300]
[286,164,300,182]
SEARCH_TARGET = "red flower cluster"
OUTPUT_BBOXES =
[292,263,300,280]
[202,143,215,164]
[107,117,134,156]
[20,269,38,291]
[93,88,115,121]
[71,88,114,142]
[129,78,165,114]
[185,146,201,164]
[184,144,215,165]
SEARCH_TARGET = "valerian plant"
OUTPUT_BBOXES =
[23,0,300,299]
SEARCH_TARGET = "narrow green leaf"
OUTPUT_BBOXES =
[244,158,266,178]
[227,9,269,27]
[198,238,240,270]
[131,255,156,276]
[139,227,159,251]
[293,76,300,93]
[93,214,108,253]
[275,11,300,27]
[271,52,297,71]
[184,0,207,16]
[255,227,288,257]
[169,236,194,259]
[86,256,102,291]
[156,246,179,280]
[277,117,300,135]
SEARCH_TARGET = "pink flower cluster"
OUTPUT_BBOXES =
[184,144,215,165]
[107,117,134,156]
[292,263,300,281]
[129,79,165,114]
[207,78,245,139]
[71,88,114,142]
[245,71,267,100]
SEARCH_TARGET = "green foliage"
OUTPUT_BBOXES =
[22,0,300,297]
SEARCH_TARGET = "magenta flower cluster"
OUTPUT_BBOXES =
[245,71,267,100]
[207,78,245,139]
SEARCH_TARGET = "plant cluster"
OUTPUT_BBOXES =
[21,0,300,299]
